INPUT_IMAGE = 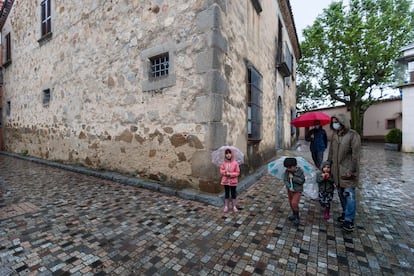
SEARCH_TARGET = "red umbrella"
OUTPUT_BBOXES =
[290,111,331,128]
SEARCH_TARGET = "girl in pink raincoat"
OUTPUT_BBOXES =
[220,148,240,213]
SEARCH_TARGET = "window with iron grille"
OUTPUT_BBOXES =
[42,89,51,106]
[247,64,263,141]
[141,41,176,92]
[41,0,52,37]
[150,53,169,79]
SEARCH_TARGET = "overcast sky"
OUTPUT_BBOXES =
[290,0,349,42]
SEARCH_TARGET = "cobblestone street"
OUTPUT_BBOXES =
[1,143,414,275]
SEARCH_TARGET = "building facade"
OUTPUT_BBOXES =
[1,0,300,193]
[397,43,414,153]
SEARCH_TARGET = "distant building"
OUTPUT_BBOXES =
[0,1,301,192]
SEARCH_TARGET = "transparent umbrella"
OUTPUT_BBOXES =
[211,146,244,166]
[268,156,319,199]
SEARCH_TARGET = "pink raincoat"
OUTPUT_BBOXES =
[220,149,240,186]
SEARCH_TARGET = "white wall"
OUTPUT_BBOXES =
[401,84,414,152]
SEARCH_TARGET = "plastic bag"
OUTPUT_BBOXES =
[303,181,319,200]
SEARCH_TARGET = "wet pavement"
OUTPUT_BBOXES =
[1,142,414,275]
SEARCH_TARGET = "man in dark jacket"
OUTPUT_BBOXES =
[305,120,328,169]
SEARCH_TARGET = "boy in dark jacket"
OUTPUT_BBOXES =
[316,161,335,219]
[283,157,306,226]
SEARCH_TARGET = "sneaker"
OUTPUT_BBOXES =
[337,215,345,223]
[288,214,296,221]
[233,206,238,213]
[223,205,228,213]
[342,221,354,232]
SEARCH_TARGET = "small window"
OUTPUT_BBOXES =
[42,89,51,106]
[150,53,169,79]
[141,41,176,92]
[6,101,11,116]
[41,0,52,37]
[386,119,396,129]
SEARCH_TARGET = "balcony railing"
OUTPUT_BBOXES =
[277,42,292,77]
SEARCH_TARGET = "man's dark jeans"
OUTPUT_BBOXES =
[312,151,324,169]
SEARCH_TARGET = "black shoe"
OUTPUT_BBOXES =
[293,217,300,226]
[337,215,345,223]
[288,214,296,221]
[342,221,354,232]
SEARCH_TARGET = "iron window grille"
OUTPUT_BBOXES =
[247,64,263,141]
[41,0,52,37]
[149,53,169,79]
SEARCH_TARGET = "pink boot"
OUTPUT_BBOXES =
[232,199,238,213]
[223,199,229,213]
[324,207,330,220]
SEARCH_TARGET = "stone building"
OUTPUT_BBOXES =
[1,0,300,193]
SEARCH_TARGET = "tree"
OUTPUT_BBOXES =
[297,0,414,134]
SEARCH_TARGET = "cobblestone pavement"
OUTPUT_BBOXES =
[1,143,414,275]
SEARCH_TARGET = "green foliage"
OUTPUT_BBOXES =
[385,128,402,144]
[297,0,414,133]
[21,149,29,156]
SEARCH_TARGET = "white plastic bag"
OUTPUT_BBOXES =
[303,181,319,200]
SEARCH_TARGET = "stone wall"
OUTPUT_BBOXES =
[2,0,299,193]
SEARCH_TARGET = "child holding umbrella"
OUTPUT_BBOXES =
[283,157,306,225]
[220,148,241,213]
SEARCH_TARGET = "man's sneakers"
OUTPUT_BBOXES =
[342,220,354,232]
[337,214,345,223]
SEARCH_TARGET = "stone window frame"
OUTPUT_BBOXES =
[141,41,176,92]
[38,0,53,45]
